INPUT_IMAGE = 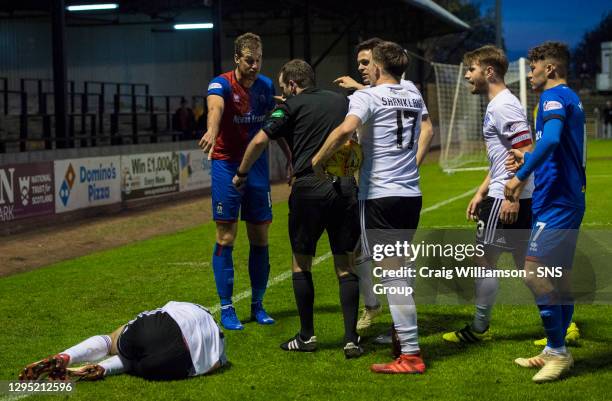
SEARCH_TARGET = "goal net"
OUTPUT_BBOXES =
[433,58,535,172]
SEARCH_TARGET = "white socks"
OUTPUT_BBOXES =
[381,275,419,354]
[544,345,568,356]
[63,335,111,365]
[98,355,126,376]
[472,276,499,333]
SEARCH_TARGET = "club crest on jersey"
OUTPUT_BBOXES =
[543,100,563,111]
[483,113,492,126]
[233,94,241,103]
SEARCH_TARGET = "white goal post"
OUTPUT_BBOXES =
[434,58,533,173]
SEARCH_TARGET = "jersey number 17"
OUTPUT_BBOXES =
[395,110,419,149]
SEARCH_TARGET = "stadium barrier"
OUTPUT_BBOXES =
[0,141,287,235]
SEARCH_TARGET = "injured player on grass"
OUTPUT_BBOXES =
[19,301,226,382]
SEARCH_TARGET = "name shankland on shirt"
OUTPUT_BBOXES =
[372,265,564,280]
[380,96,424,108]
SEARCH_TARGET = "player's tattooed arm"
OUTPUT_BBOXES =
[416,115,434,166]
[467,173,490,221]
[333,76,365,91]
[312,115,361,180]
[199,95,225,155]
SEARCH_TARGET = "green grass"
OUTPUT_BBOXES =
[1,141,611,400]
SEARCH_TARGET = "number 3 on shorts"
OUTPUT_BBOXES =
[476,220,485,239]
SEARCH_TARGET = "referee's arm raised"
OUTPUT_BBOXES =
[311,115,361,179]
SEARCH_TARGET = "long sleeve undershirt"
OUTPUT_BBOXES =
[516,118,563,181]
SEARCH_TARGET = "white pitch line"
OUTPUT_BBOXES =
[167,262,210,267]
[420,187,477,214]
[0,395,30,401]
[208,252,332,314]
[206,187,477,314]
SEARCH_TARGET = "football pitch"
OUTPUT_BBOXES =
[1,141,611,401]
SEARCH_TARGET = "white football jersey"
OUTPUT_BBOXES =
[483,89,534,199]
[161,301,226,376]
[348,83,424,200]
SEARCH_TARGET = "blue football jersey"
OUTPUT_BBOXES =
[533,84,586,211]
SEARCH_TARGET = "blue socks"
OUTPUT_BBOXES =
[213,243,234,306]
[536,292,564,349]
[249,245,270,303]
[213,243,270,306]
[561,303,574,333]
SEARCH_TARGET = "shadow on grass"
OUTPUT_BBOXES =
[245,304,342,323]
[572,349,612,375]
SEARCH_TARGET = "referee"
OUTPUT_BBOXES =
[232,59,362,359]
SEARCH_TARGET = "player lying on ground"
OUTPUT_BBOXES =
[313,41,427,374]
[505,41,586,383]
[442,45,535,343]
[233,59,363,358]
[198,32,291,330]
[334,37,435,333]
[20,302,226,382]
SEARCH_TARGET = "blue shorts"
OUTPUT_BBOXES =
[211,158,272,224]
[526,205,584,267]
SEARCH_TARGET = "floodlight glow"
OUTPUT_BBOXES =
[67,4,118,11]
[174,23,214,30]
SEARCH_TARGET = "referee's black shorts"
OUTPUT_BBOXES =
[117,310,194,381]
[288,175,359,256]
[359,196,422,256]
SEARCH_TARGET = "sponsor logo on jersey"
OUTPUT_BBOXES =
[232,114,266,124]
[208,82,223,91]
[543,100,563,112]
